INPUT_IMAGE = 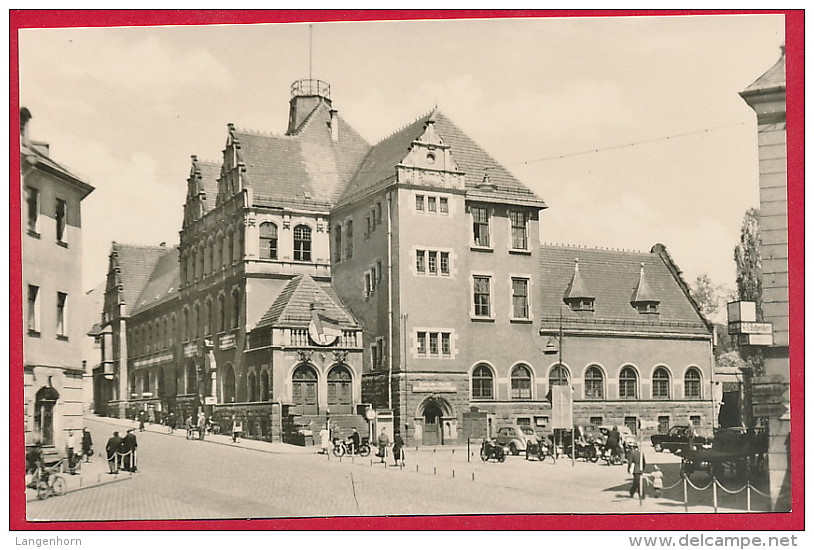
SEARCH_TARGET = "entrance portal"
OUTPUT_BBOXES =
[423,402,443,445]
[417,395,455,446]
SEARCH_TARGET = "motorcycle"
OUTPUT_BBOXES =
[332,436,371,458]
[566,439,600,462]
[480,439,507,463]
[525,438,554,462]
[600,444,626,465]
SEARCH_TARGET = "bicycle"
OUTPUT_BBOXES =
[332,437,371,458]
[29,460,67,500]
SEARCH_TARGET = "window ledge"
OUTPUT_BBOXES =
[509,249,532,256]
[510,318,533,324]
[27,229,40,239]
[470,245,494,253]
[27,330,41,338]
[56,335,69,341]
[471,316,495,323]
[56,240,69,249]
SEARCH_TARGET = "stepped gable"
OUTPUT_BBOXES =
[256,274,359,329]
[235,102,370,210]
[338,109,546,208]
[132,246,180,314]
[110,243,169,316]
[195,160,220,213]
[539,244,708,333]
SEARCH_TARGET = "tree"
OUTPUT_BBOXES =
[690,273,724,321]
[734,207,762,319]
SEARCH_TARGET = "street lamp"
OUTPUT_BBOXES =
[543,306,574,466]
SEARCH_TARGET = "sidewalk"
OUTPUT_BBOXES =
[25,448,134,503]
[87,414,318,455]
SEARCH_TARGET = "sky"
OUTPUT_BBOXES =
[17,14,785,309]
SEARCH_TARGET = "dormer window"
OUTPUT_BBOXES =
[568,298,595,312]
[631,263,660,314]
[635,302,660,315]
[563,258,594,312]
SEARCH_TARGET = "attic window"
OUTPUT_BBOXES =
[426,152,436,165]
[566,298,594,312]
[635,302,660,315]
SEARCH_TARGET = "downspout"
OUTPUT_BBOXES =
[386,191,394,411]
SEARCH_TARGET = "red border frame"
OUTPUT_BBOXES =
[8,9,804,531]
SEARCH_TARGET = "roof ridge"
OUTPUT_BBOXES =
[113,241,174,251]
[540,243,647,254]
[234,127,293,140]
[372,107,434,145]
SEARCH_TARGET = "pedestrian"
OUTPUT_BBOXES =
[167,411,177,434]
[197,411,207,441]
[231,414,243,443]
[649,465,664,498]
[81,427,93,462]
[627,442,647,499]
[66,429,79,474]
[106,431,122,474]
[319,425,331,455]
[349,427,361,455]
[120,428,138,472]
[392,431,405,467]
[138,410,146,432]
[377,428,390,463]
[605,425,622,462]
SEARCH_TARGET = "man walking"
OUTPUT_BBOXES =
[106,431,122,474]
[627,442,647,499]
[66,429,79,474]
[605,426,622,462]
[120,428,138,472]
[231,415,243,443]
[392,431,405,467]
[197,411,207,441]
[81,427,93,462]
[377,428,390,464]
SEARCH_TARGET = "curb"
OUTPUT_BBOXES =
[26,470,134,503]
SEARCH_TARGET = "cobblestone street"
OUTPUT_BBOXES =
[24,416,771,521]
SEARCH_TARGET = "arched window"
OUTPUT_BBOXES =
[619,366,638,399]
[259,222,278,260]
[685,368,702,399]
[292,364,318,414]
[652,367,671,399]
[203,300,211,336]
[186,361,197,395]
[333,225,342,263]
[293,225,312,262]
[235,228,243,263]
[193,304,200,339]
[197,246,205,279]
[549,364,570,387]
[183,309,190,341]
[223,363,236,403]
[144,371,151,395]
[157,368,166,398]
[345,220,353,260]
[327,365,352,413]
[168,315,175,347]
[584,366,604,399]
[227,230,234,266]
[213,239,221,272]
[511,364,533,400]
[247,371,257,402]
[231,289,240,329]
[190,250,197,281]
[472,364,494,400]
[260,370,270,402]
[218,294,226,333]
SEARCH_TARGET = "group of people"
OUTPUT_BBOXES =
[65,428,94,472]
[626,441,663,499]
[377,428,406,467]
[105,428,139,474]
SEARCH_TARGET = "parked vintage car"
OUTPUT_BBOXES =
[495,425,539,455]
[651,425,713,453]
[560,424,602,451]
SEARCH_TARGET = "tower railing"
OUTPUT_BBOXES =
[291,79,331,99]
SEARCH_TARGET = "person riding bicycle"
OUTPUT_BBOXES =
[348,427,361,455]
[605,426,622,460]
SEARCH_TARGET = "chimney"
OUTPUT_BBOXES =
[20,107,32,146]
[329,109,339,141]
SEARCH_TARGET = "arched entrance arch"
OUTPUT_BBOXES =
[35,386,60,446]
[415,395,456,446]
[223,363,236,403]
[327,364,352,414]
[292,363,318,415]
[185,360,197,395]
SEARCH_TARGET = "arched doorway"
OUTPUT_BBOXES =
[186,360,197,395]
[223,363,236,403]
[417,396,454,446]
[35,386,60,446]
[327,365,352,414]
[292,364,318,414]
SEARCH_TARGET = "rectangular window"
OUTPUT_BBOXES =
[370,268,377,292]
[441,333,451,356]
[658,416,670,434]
[55,199,67,243]
[416,195,425,211]
[416,250,426,273]
[512,278,529,318]
[624,416,638,435]
[417,332,427,356]
[376,260,383,282]
[472,206,490,247]
[516,417,531,427]
[590,416,603,426]
[439,197,449,214]
[429,333,439,355]
[690,415,702,427]
[370,343,378,371]
[366,216,372,237]
[27,285,39,333]
[473,276,491,317]
[364,272,372,297]
[376,203,382,225]
[56,292,67,337]
[345,220,353,260]
[428,251,437,274]
[510,211,528,250]
[428,196,437,213]
[26,187,39,235]
[440,252,450,275]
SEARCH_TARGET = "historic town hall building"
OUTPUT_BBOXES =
[97,79,715,445]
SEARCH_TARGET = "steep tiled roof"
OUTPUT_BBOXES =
[742,48,785,94]
[256,274,358,329]
[539,244,709,334]
[338,109,546,208]
[132,247,180,314]
[236,102,370,210]
[111,243,170,316]
[196,160,220,213]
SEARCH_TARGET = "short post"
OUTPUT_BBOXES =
[452,449,456,478]
[713,478,718,513]
[746,482,752,513]
[467,438,471,463]
[433,448,437,475]
[683,475,688,513]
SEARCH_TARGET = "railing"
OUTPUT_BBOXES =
[539,316,704,330]
[287,328,360,348]
[291,79,331,99]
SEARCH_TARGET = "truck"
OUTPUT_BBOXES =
[650,425,712,453]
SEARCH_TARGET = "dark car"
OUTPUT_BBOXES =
[495,425,539,455]
[561,424,602,451]
[651,425,712,453]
